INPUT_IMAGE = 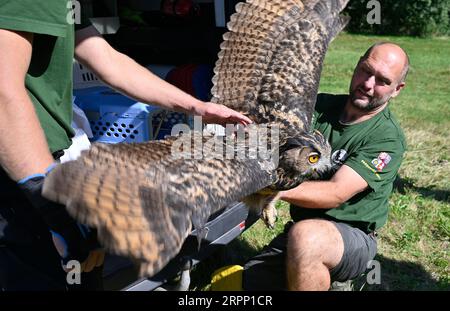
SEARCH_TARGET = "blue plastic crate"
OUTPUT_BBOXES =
[74,86,189,143]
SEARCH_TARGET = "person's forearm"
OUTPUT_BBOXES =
[0,91,54,181]
[279,180,344,209]
[75,28,252,126]
[86,49,207,115]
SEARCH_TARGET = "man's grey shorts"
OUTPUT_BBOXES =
[242,220,377,290]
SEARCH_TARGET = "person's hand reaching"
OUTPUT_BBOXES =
[196,102,253,126]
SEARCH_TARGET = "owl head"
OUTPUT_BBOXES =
[271,130,332,190]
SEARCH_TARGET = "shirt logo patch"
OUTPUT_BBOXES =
[331,149,348,168]
[371,152,391,172]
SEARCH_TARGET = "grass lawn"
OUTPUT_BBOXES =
[190,33,449,291]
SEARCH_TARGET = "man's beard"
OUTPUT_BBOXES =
[349,88,391,112]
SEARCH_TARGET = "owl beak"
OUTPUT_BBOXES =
[312,169,321,179]
[316,167,334,180]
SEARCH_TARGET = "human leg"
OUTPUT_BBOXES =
[286,219,377,291]
[286,219,344,291]
[242,222,293,290]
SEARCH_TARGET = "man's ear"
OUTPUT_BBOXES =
[391,82,405,98]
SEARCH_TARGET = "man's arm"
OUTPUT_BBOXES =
[74,26,252,125]
[0,29,54,181]
[279,165,369,209]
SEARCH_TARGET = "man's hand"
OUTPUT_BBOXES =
[199,102,253,126]
[17,169,103,270]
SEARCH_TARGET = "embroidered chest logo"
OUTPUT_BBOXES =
[331,149,348,169]
[371,152,391,172]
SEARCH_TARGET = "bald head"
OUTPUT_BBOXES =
[362,42,410,83]
[348,42,408,112]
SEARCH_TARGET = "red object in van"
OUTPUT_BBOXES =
[161,0,195,18]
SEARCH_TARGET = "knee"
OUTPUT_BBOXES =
[287,220,321,253]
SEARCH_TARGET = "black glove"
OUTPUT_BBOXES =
[17,171,100,265]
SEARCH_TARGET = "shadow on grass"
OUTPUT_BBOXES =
[394,176,450,203]
[360,254,449,291]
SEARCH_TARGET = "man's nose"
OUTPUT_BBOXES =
[362,75,375,91]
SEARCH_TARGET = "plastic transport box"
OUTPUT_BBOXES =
[73,61,189,142]
[73,86,188,142]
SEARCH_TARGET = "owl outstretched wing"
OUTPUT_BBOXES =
[43,134,276,277]
[211,0,349,134]
[42,0,349,278]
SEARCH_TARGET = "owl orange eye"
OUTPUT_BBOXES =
[308,154,320,164]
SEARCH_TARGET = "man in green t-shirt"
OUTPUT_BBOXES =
[243,42,408,291]
[0,1,251,290]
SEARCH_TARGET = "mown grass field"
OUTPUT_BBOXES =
[190,33,449,291]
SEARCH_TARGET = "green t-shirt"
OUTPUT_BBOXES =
[0,0,76,153]
[290,93,406,233]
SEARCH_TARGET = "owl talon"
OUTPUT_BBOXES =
[261,204,278,229]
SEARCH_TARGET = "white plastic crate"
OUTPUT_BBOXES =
[73,61,105,89]
[73,61,177,90]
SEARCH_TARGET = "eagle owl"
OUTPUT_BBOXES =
[42,0,349,277]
